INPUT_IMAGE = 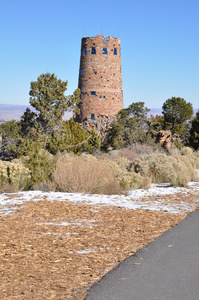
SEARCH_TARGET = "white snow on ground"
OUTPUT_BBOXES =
[0,182,199,216]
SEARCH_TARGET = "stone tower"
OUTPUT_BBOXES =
[75,35,123,123]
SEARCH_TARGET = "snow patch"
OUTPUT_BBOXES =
[0,182,199,216]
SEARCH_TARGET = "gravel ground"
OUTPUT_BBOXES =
[0,184,199,299]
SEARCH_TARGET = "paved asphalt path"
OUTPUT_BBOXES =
[86,210,199,300]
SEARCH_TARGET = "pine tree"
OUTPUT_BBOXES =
[27,72,80,134]
[162,97,193,135]
[189,111,199,150]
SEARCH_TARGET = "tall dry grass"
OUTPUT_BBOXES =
[53,153,121,194]
[53,148,199,194]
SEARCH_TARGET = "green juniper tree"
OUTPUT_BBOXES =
[189,111,199,150]
[162,97,193,136]
[102,102,150,150]
[25,72,80,135]
[20,108,38,137]
[147,115,164,134]
[47,118,89,154]
[0,120,21,158]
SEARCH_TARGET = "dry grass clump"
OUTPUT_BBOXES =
[107,144,158,161]
[129,143,158,155]
[53,153,121,194]
[133,151,198,187]
[105,158,151,190]
[50,148,199,195]
[32,181,57,192]
[0,159,31,191]
[53,148,199,193]
[193,150,199,169]
[108,148,139,161]
[181,146,193,156]
[0,183,18,193]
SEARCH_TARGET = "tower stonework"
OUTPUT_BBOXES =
[75,35,123,123]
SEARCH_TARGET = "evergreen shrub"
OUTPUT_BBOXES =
[23,149,56,187]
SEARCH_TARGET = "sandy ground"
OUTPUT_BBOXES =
[0,185,199,299]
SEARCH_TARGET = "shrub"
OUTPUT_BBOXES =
[23,149,56,187]
[0,159,31,191]
[118,172,147,190]
[114,157,131,170]
[107,144,160,162]
[133,151,198,187]
[105,158,151,190]
[193,150,199,168]
[32,181,57,192]
[129,142,158,155]
[181,147,193,156]
[0,183,18,193]
[83,130,101,154]
[47,118,89,154]
[53,153,121,194]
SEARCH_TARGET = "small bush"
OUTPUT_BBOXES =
[108,144,159,161]
[182,147,193,156]
[108,148,139,161]
[118,172,146,190]
[0,159,31,191]
[100,179,122,195]
[0,183,18,193]
[117,148,139,161]
[32,181,57,192]
[133,151,198,187]
[129,143,156,156]
[168,146,181,156]
[23,149,56,187]
[105,158,150,190]
[53,153,121,194]
[114,157,131,170]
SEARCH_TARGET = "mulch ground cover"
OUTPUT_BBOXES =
[0,192,199,299]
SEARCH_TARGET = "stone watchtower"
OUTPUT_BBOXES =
[75,35,123,123]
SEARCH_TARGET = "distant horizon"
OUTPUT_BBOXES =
[0,103,198,110]
[0,103,198,123]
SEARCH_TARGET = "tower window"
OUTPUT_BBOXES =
[90,91,96,95]
[114,48,117,55]
[91,47,96,54]
[83,48,87,55]
[80,69,83,75]
[91,114,95,120]
[94,71,97,74]
[99,96,102,98]
[103,95,106,98]
[102,48,108,55]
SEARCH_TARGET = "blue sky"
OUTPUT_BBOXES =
[0,0,199,109]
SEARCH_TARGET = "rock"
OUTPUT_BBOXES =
[155,130,172,150]
[78,114,115,137]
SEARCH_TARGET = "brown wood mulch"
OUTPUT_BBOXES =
[0,193,199,299]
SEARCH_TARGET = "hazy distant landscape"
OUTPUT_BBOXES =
[0,104,164,122]
[0,104,198,122]
[0,104,73,122]
[0,104,30,122]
